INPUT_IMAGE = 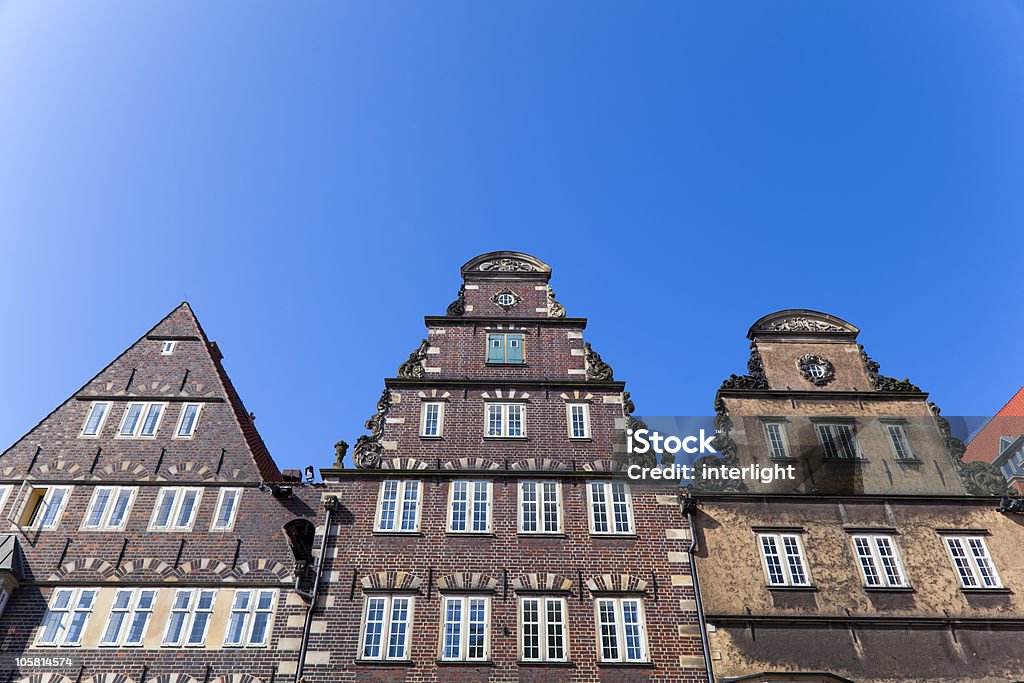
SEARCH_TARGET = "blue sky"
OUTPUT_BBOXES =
[2,2,1023,470]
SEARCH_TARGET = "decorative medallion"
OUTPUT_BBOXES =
[491,289,522,311]
[766,317,846,333]
[479,258,536,273]
[796,354,835,386]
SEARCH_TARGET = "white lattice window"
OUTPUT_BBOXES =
[421,402,444,437]
[224,589,276,647]
[763,421,790,459]
[758,532,811,586]
[163,589,216,646]
[816,423,861,460]
[149,487,202,531]
[587,481,634,534]
[567,403,590,439]
[595,597,647,662]
[80,401,111,437]
[100,589,156,646]
[375,480,422,532]
[359,595,414,660]
[486,403,525,437]
[440,595,490,661]
[851,534,907,587]
[519,481,562,534]
[944,535,1001,588]
[83,486,136,531]
[448,481,492,533]
[37,588,97,646]
[520,596,567,662]
[118,402,166,438]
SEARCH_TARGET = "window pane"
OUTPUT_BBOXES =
[363,597,385,658]
[83,403,108,435]
[542,482,559,532]
[761,535,786,585]
[854,536,880,586]
[467,598,487,659]
[215,489,238,529]
[472,481,489,532]
[140,404,163,436]
[520,482,538,532]
[400,482,419,531]
[766,423,787,458]
[86,488,112,528]
[521,598,540,660]
[178,404,199,437]
[153,489,175,528]
[611,483,631,533]
[423,403,440,436]
[545,598,565,660]
[590,483,609,533]
[443,598,462,659]
[598,600,619,661]
[387,597,410,659]
[622,600,643,661]
[968,538,999,587]
[782,535,808,585]
[946,538,977,587]
[121,403,143,436]
[451,481,468,532]
[108,488,133,528]
[40,488,67,528]
[175,489,198,528]
[507,404,523,437]
[487,405,503,436]
[378,481,398,531]
[570,405,587,438]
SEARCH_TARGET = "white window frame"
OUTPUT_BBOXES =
[420,401,444,438]
[82,486,137,531]
[80,401,111,438]
[762,420,790,459]
[374,480,423,533]
[173,403,203,439]
[99,588,157,647]
[148,487,203,531]
[0,484,12,518]
[587,481,634,535]
[883,423,915,461]
[15,485,72,530]
[594,597,648,663]
[567,403,590,439]
[851,534,908,588]
[815,422,861,460]
[485,402,525,438]
[162,588,217,647]
[518,480,563,534]
[117,402,167,439]
[211,487,242,532]
[223,588,277,647]
[519,596,568,662]
[358,594,415,661]
[36,588,97,647]
[439,595,491,662]
[758,532,812,587]
[448,480,492,534]
[943,535,1002,589]
[160,341,176,355]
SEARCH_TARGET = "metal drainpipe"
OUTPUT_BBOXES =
[296,495,338,683]
[683,497,715,682]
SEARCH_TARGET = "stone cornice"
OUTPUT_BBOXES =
[716,389,929,401]
[385,378,626,390]
[424,316,588,328]
[693,493,1002,504]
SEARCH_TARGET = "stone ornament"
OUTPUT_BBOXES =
[478,258,536,272]
[720,342,769,391]
[353,388,393,469]
[446,285,466,317]
[584,343,614,381]
[929,402,1007,496]
[397,339,430,378]
[491,288,522,311]
[796,354,836,386]
[859,345,921,392]
[546,286,566,318]
[766,317,846,332]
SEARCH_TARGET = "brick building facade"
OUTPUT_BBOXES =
[689,310,1022,682]
[302,251,708,682]
[0,303,324,683]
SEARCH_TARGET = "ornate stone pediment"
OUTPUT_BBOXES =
[748,309,859,339]
[460,251,552,279]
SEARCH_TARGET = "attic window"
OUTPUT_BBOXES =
[161,341,176,355]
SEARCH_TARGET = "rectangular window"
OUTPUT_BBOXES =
[0,485,12,518]
[360,595,414,661]
[420,402,444,437]
[816,423,861,460]
[567,403,590,439]
[224,589,276,647]
[163,589,216,647]
[763,421,790,459]
[852,534,907,587]
[175,403,202,438]
[17,485,72,529]
[944,535,1002,588]
[588,482,634,534]
[0,588,9,620]
[149,487,202,531]
[83,486,136,531]
[161,341,176,354]
[520,597,567,662]
[100,589,156,646]
[441,595,490,661]
[37,588,97,646]
[486,333,524,364]
[485,403,525,437]
[758,533,811,586]
[519,481,562,534]
[81,402,111,437]
[449,481,492,533]
[211,488,242,531]
[118,402,166,438]
[595,598,647,662]
[885,424,914,460]
[375,480,422,532]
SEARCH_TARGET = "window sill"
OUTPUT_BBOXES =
[436,660,495,666]
[517,532,567,538]
[419,435,444,440]
[597,661,655,668]
[822,458,869,465]
[517,660,575,667]
[768,457,798,463]
[485,363,527,367]
[371,531,423,537]
[568,437,593,442]
[590,533,637,539]
[893,458,924,465]
[446,532,496,538]
[483,436,528,441]
[864,586,915,593]
[766,585,818,592]
[960,587,1012,595]
[355,659,415,667]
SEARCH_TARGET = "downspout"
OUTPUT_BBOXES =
[296,495,339,683]
[682,495,715,682]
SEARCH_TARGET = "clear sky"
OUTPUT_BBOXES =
[2,2,1023,471]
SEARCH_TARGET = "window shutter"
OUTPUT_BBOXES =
[487,335,505,362]
[507,335,523,363]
